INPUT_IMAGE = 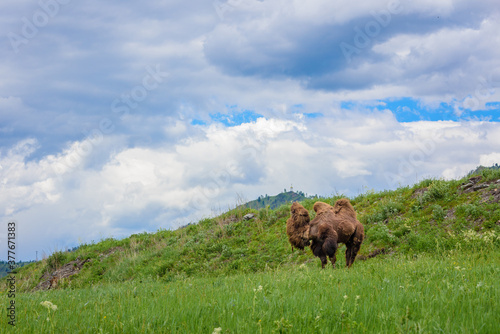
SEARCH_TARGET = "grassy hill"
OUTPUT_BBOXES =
[7,167,500,291]
[2,167,500,332]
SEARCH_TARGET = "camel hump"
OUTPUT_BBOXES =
[333,198,357,219]
[313,201,333,214]
[291,202,308,215]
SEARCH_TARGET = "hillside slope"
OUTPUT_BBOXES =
[6,168,500,292]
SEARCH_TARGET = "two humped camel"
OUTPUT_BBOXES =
[286,199,364,268]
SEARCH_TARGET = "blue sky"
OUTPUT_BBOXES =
[1,0,500,260]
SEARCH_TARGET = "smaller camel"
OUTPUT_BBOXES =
[286,202,311,251]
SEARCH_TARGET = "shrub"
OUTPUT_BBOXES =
[405,232,435,252]
[411,202,422,213]
[414,178,434,189]
[483,220,497,229]
[394,223,411,238]
[451,229,500,250]
[431,205,446,222]
[367,224,397,246]
[363,200,403,224]
[46,251,67,271]
[199,218,215,229]
[258,208,269,221]
[275,204,291,219]
[456,204,484,221]
[421,180,449,203]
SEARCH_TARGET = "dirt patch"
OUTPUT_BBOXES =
[480,183,500,203]
[357,248,388,261]
[217,216,239,225]
[412,187,428,199]
[445,208,456,221]
[34,257,90,291]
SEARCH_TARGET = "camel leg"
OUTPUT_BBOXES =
[320,255,328,269]
[348,242,361,267]
[345,245,353,267]
[330,254,337,268]
[323,238,338,269]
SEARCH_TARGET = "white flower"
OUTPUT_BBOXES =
[40,301,57,311]
[212,327,222,334]
[343,295,348,300]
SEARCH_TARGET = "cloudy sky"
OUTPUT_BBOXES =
[1,0,500,260]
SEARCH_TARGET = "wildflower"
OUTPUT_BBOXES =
[254,285,263,293]
[356,295,361,300]
[40,301,57,311]
[343,295,348,300]
[212,327,222,334]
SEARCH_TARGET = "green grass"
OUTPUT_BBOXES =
[2,249,499,333]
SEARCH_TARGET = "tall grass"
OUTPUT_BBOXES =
[2,249,499,333]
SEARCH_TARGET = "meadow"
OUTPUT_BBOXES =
[1,249,499,333]
[2,168,500,333]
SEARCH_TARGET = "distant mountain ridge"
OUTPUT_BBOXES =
[241,190,311,210]
[0,261,34,278]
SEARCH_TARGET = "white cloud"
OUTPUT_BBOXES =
[480,152,500,166]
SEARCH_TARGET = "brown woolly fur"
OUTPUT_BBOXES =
[313,201,334,215]
[286,202,311,251]
[333,198,357,219]
[309,199,364,268]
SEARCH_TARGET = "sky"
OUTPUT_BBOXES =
[1,0,500,260]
